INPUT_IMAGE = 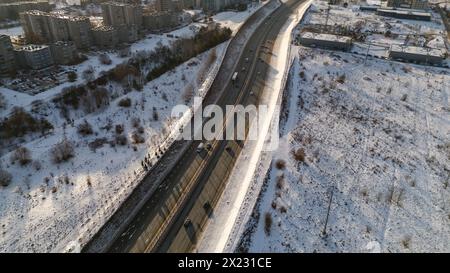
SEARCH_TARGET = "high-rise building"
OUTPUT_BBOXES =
[0,35,16,76]
[50,41,78,65]
[0,1,51,21]
[181,0,195,9]
[155,0,174,12]
[14,44,54,70]
[101,2,143,28]
[142,11,179,30]
[200,0,224,12]
[92,25,119,48]
[20,11,93,49]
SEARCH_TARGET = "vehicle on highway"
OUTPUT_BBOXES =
[197,143,204,153]
[232,72,238,81]
[245,57,249,62]
[206,143,212,150]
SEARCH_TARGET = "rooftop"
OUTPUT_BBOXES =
[377,8,431,17]
[390,44,446,57]
[102,1,140,7]
[16,44,49,52]
[300,31,352,43]
[92,25,116,32]
[21,10,89,21]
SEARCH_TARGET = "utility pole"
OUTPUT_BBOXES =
[322,187,334,236]
[364,40,372,65]
[324,5,331,32]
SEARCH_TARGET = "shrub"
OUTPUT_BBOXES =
[0,93,7,109]
[264,212,272,235]
[98,53,112,65]
[275,159,286,170]
[115,124,124,134]
[77,120,93,136]
[89,87,109,110]
[276,176,285,190]
[115,134,128,146]
[11,146,32,166]
[82,66,95,82]
[32,160,42,171]
[153,107,159,121]
[299,71,305,79]
[0,169,12,187]
[110,64,139,82]
[131,131,145,144]
[131,117,141,128]
[0,107,53,139]
[88,137,108,151]
[118,97,132,107]
[292,148,305,162]
[67,71,78,82]
[58,85,87,109]
[182,84,194,103]
[336,74,346,84]
[51,140,75,163]
[402,236,411,249]
[271,201,277,209]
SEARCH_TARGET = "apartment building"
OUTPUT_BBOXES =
[92,25,119,48]
[50,41,78,65]
[200,0,244,12]
[142,11,179,30]
[0,35,17,76]
[155,0,174,12]
[101,1,143,28]
[0,0,51,21]
[14,44,54,70]
[20,11,93,49]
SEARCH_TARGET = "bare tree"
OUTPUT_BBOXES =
[11,146,32,166]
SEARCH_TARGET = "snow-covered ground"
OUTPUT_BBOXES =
[0,5,268,253]
[245,46,450,253]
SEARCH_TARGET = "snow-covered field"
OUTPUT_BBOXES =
[245,46,450,253]
[0,5,267,253]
